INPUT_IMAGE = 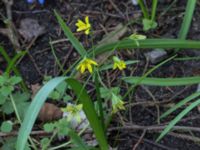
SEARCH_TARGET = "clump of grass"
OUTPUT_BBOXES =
[0,1,198,150]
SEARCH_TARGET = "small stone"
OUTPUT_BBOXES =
[196,84,200,92]
[144,49,167,64]
[18,18,45,42]
[131,0,138,5]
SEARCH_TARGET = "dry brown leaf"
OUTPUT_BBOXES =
[38,103,63,122]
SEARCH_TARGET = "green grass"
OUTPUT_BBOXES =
[16,3,200,149]
[123,76,200,86]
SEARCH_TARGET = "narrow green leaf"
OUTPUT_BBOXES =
[0,46,28,92]
[92,39,200,56]
[54,10,87,57]
[6,50,27,75]
[151,0,158,21]
[123,76,200,86]
[138,0,149,19]
[160,92,200,119]
[178,0,196,39]
[157,98,200,142]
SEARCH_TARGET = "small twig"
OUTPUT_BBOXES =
[132,130,146,150]
[132,134,174,150]
[27,51,43,77]
[108,0,125,19]
[109,124,200,133]
[0,130,51,137]
[2,0,20,50]
[168,132,200,143]
[141,85,160,124]
[126,99,171,108]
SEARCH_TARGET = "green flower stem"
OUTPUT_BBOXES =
[138,0,149,19]
[50,39,65,74]
[9,94,37,150]
[43,130,58,150]
[151,0,158,21]
[10,94,21,123]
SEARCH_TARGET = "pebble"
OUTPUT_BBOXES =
[144,49,167,64]
[131,0,138,5]
[196,84,200,92]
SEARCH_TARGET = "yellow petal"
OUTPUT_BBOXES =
[85,28,90,35]
[80,65,86,73]
[76,20,88,31]
[87,64,93,73]
[85,16,89,25]
[76,20,86,27]
[88,59,98,66]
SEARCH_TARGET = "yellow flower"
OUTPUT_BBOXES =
[76,16,91,35]
[61,104,83,123]
[113,56,126,70]
[111,93,125,114]
[76,57,98,74]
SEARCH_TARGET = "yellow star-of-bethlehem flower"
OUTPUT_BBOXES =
[76,16,91,35]
[61,104,83,123]
[76,57,98,74]
[111,93,125,114]
[113,56,126,70]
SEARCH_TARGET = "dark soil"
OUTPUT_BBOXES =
[1,0,200,150]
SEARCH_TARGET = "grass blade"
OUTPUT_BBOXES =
[92,39,200,55]
[5,50,27,74]
[138,0,149,19]
[0,46,28,91]
[157,98,200,142]
[178,0,196,39]
[160,91,200,119]
[151,0,158,21]
[123,76,200,86]
[54,10,87,57]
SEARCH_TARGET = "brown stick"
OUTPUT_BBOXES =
[108,124,200,133]
[132,130,146,150]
